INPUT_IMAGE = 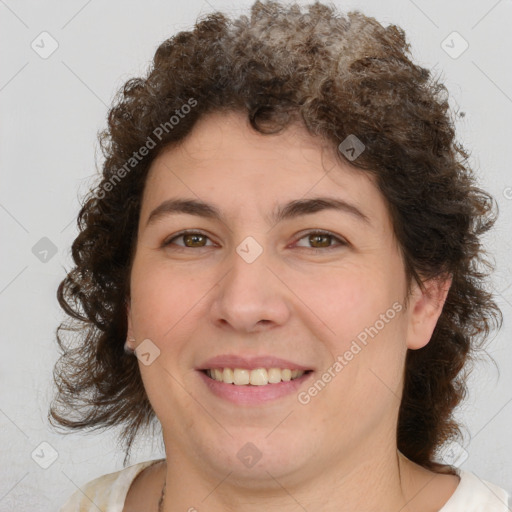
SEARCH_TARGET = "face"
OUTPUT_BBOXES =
[126,111,448,485]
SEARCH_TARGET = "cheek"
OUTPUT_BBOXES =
[299,269,407,440]
[129,259,210,340]
[291,264,399,346]
[293,263,407,397]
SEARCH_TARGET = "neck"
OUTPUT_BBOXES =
[158,444,426,512]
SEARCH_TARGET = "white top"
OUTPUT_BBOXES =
[59,459,511,511]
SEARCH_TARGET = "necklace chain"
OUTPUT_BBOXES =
[158,479,166,512]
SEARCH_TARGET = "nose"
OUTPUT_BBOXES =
[209,244,291,333]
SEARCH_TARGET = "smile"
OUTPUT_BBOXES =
[204,367,309,385]
[198,368,314,405]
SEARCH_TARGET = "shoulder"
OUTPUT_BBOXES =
[59,459,165,512]
[440,469,511,512]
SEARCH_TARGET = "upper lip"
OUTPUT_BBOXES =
[197,355,313,371]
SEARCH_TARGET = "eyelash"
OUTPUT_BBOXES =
[161,229,347,252]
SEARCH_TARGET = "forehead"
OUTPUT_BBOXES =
[140,111,391,233]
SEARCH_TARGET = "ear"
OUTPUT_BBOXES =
[405,274,452,350]
[125,298,137,352]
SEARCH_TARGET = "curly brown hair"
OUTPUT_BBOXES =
[48,0,502,472]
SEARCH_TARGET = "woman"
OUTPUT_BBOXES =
[52,1,511,510]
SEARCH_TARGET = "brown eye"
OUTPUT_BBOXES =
[294,231,346,250]
[162,230,346,251]
[163,231,214,248]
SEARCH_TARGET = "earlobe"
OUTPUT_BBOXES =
[406,275,452,350]
[125,300,136,353]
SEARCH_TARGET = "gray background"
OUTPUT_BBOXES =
[0,0,511,509]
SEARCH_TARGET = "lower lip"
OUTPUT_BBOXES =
[197,370,313,405]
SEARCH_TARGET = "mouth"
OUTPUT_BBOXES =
[197,367,314,405]
[201,367,314,386]
[196,355,315,404]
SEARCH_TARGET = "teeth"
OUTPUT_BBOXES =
[205,368,307,385]
[223,368,234,384]
[234,369,250,385]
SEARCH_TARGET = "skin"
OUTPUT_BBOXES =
[124,111,459,512]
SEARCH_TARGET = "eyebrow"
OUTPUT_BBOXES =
[145,196,371,227]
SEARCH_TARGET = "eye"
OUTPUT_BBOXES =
[293,230,347,251]
[162,229,347,252]
[162,230,216,249]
